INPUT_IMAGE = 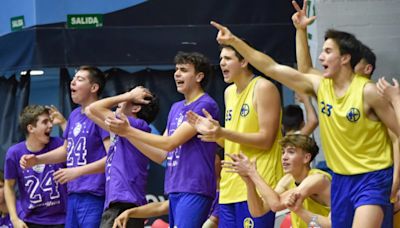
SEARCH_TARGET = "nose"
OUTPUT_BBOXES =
[318,52,324,63]
[220,58,225,67]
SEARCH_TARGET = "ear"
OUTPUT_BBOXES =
[240,59,249,69]
[130,105,142,115]
[195,72,205,83]
[27,124,34,134]
[90,83,100,94]
[340,54,351,66]
[364,64,373,76]
[303,152,312,164]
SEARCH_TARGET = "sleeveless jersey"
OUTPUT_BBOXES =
[317,75,392,174]
[221,76,283,203]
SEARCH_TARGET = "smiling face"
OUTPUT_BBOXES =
[70,70,97,105]
[219,47,246,83]
[28,113,53,145]
[174,63,202,95]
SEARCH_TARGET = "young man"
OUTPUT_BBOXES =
[224,134,331,228]
[5,105,68,228]
[186,42,283,227]
[85,86,159,227]
[20,66,110,228]
[105,52,220,227]
[210,17,400,228]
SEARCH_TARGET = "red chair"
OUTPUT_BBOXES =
[151,219,169,228]
[280,213,291,228]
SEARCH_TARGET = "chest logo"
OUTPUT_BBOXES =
[347,108,360,122]
[73,123,82,137]
[240,104,250,117]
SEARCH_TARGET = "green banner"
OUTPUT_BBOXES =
[10,16,24,31]
[67,14,103,29]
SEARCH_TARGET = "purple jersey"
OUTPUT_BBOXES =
[0,213,12,227]
[4,137,67,225]
[104,117,150,209]
[63,107,109,196]
[165,93,219,198]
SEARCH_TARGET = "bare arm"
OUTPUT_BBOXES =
[20,140,68,169]
[223,153,291,212]
[106,112,197,152]
[211,21,320,96]
[242,177,270,217]
[297,94,318,136]
[220,80,281,150]
[291,0,321,75]
[4,179,28,228]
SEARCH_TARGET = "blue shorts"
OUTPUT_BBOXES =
[219,201,275,228]
[331,167,393,228]
[66,193,105,228]
[169,192,213,228]
[209,191,220,218]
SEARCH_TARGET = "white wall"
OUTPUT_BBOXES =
[315,0,400,80]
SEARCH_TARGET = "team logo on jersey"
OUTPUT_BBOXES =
[32,164,45,173]
[73,123,82,137]
[347,108,360,122]
[240,104,250,117]
[243,217,254,228]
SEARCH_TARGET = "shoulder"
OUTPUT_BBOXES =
[6,142,25,158]
[129,117,151,132]
[363,81,381,104]
[255,77,279,94]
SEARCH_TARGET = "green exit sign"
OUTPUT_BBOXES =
[67,14,103,29]
[11,16,25,31]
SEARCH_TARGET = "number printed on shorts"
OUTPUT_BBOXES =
[67,137,88,166]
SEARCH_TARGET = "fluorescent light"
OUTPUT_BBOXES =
[20,70,44,76]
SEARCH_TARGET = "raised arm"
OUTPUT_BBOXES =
[291,0,321,75]
[105,114,172,164]
[296,93,318,136]
[86,86,152,131]
[105,106,199,152]
[210,21,320,96]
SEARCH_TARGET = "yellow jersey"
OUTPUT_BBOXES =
[220,76,283,204]
[317,75,392,175]
[289,169,331,228]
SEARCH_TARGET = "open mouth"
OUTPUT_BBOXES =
[44,132,50,137]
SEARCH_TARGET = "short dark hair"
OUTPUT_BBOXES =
[360,44,376,75]
[219,38,257,73]
[77,66,106,96]
[136,92,160,124]
[19,105,50,136]
[280,134,319,163]
[324,29,362,69]
[282,105,304,134]
[174,52,211,88]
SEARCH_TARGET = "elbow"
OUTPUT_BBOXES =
[269,203,282,213]
[249,207,267,218]
[164,141,179,151]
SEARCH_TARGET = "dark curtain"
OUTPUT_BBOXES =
[0,75,30,169]
[59,68,78,119]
